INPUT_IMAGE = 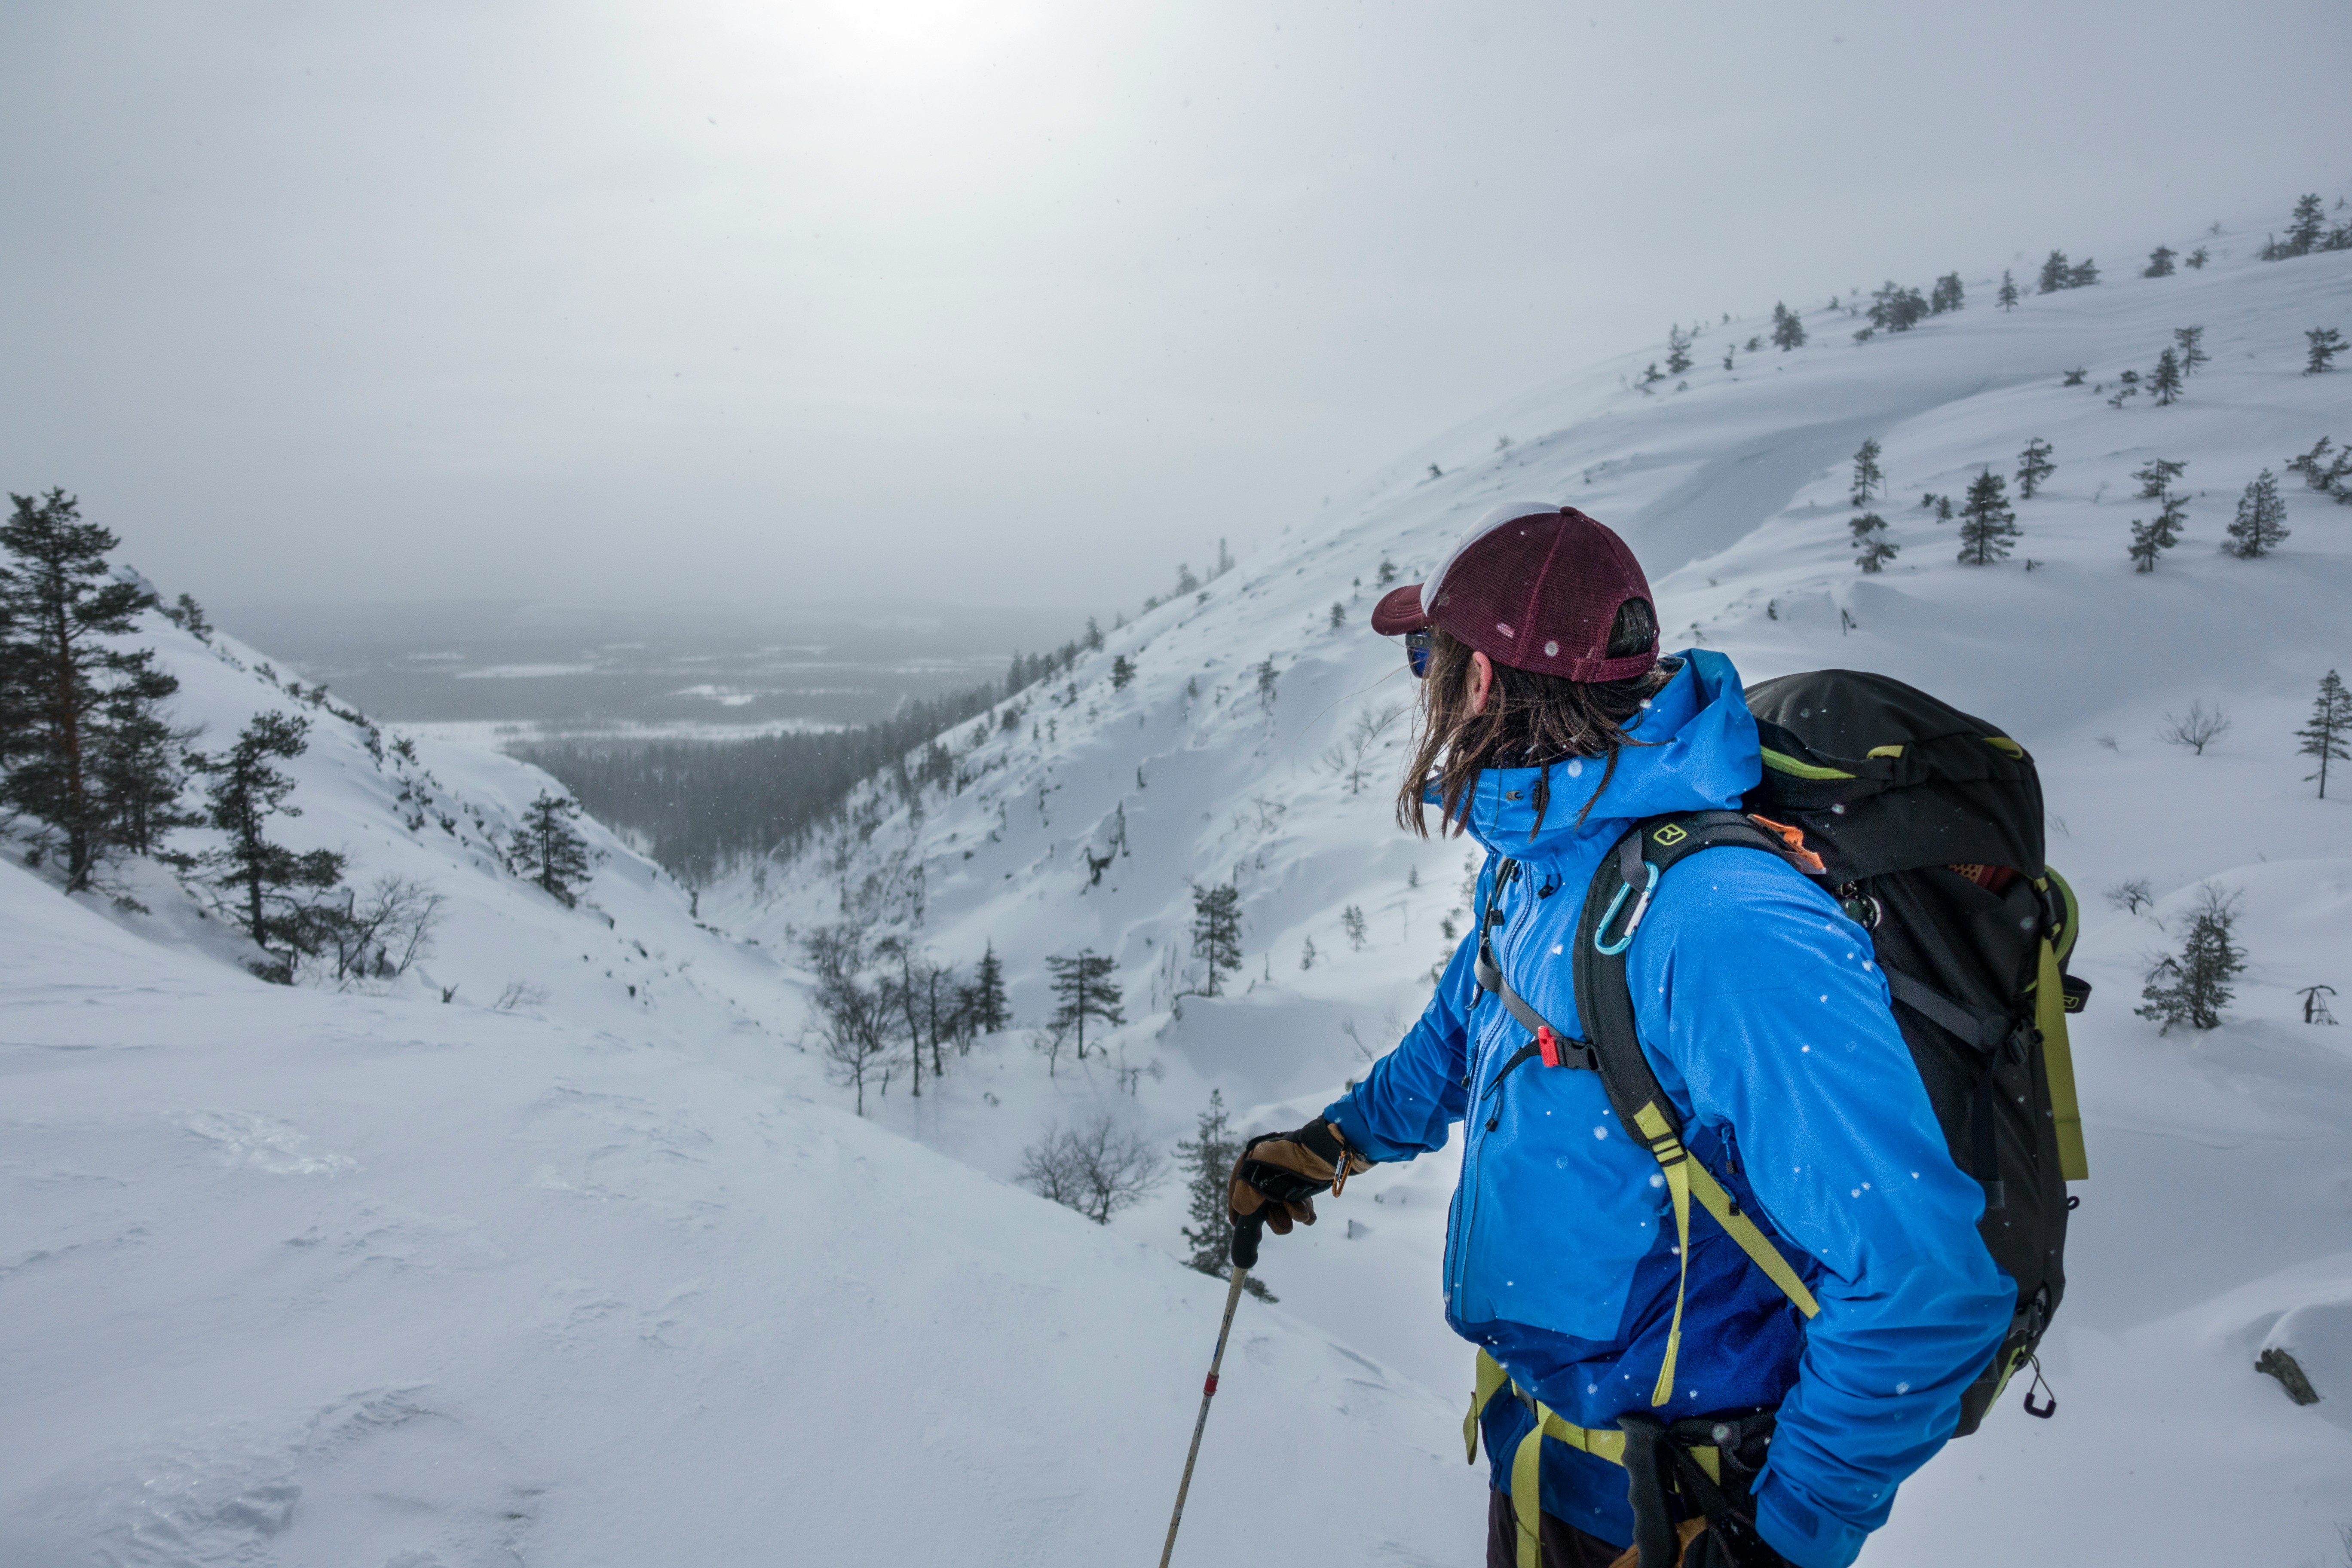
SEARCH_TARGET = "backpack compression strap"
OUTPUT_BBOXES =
[1474,813,1824,1409]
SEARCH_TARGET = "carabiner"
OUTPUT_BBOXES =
[1593,861,1661,956]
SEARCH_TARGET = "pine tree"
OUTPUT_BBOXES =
[1770,302,1806,351]
[1867,282,1928,332]
[963,940,1009,1033]
[1997,270,2020,310]
[92,664,198,857]
[2015,438,2055,499]
[2297,670,2352,799]
[1341,903,1367,950]
[510,791,597,906]
[2144,245,2176,278]
[2306,327,2345,375]
[188,712,346,974]
[2133,457,2187,499]
[1111,654,1135,689]
[0,490,184,890]
[2067,257,2101,288]
[2285,438,2342,492]
[1665,326,1694,377]
[2185,246,2209,270]
[2136,885,2245,1033]
[1850,512,1898,573]
[2174,326,2208,375]
[1045,948,1123,1057]
[2223,470,2290,558]
[1191,882,1243,995]
[2037,251,2071,294]
[2150,347,2185,405]
[1934,493,1954,524]
[2128,494,2186,573]
[1174,1090,1275,1300]
[1957,468,2019,566]
[1929,272,1964,314]
[1850,438,1885,506]
[2286,194,2328,256]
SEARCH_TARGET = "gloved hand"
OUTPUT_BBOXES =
[1227,1118,1371,1267]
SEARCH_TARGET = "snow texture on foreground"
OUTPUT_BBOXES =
[0,876,1476,1565]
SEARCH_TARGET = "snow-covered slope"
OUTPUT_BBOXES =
[714,211,2352,1562]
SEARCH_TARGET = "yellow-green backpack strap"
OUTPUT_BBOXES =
[2035,937,2090,1180]
[1466,1349,1512,1463]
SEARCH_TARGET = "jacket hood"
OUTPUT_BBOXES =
[1452,649,1762,863]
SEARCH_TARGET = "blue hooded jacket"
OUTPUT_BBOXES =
[1323,650,2011,1568]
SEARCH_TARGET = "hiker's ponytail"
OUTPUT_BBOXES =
[1396,598,1669,839]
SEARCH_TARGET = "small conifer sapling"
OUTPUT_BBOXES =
[2136,884,2245,1034]
[2223,470,2290,558]
[2015,438,2055,499]
[2297,670,2352,799]
[2149,348,2184,405]
[2173,325,2208,376]
[2144,245,2176,278]
[1850,438,1885,506]
[1957,469,2019,566]
[2306,327,2345,375]
[1997,270,2020,310]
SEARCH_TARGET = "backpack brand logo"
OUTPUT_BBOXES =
[1651,824,1688,846]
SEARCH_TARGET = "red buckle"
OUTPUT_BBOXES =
[1537,1025,1562,1068]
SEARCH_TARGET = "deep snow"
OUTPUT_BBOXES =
[5,199,2351,1567]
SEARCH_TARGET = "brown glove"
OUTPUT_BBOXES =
[1227,1118,1371,1266]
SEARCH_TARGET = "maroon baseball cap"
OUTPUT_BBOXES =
[1370,502,1657,681]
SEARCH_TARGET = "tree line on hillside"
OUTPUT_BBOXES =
[527,550,1240,883]
[0,488,604,986]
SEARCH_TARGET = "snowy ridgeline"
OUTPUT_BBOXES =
[2,194,2350,1566]
[711,199,2352,1561]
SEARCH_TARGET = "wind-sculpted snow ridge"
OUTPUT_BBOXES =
[714,210,2352,1562]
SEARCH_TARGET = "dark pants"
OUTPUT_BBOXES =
[1485,1490,1628,1568]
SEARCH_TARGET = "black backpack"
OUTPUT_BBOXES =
[1475,668,2088,1440]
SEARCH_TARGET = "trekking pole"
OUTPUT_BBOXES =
[1156,1259,1252,1568]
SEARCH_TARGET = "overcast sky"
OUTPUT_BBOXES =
[2,1,2344,613]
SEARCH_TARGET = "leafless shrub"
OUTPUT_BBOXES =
[494,981,551,1012]
[315,876,446,987]
[2104,878,2156,917]
[2158,700,2231,755]
[804,924,896,1115]
[1017,1113,1165,1223]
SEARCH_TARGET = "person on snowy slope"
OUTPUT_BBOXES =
[1227,504,2012,1568]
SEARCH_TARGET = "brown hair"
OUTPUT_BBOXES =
[1395,598,1672,839]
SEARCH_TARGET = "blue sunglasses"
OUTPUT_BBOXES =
[1405,629,1433,678]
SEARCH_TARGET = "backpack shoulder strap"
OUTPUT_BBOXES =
[1571,812,1824,1407]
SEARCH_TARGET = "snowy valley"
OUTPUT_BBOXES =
[6,196,2352,1566]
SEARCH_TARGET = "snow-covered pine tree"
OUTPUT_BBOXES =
[2174,325,2208,376]
[1850,438,1885,505]
[2015,438,2055,498]
[2150,347,2185,405]
[1930,272,1964,314]
[2185,245,2209,270]
[1997,270,2020,310]
[1850,512,1898,573]
[1299,937,1317,971]
[1665,325,1694,377]
[2284,194,2328,257]
[2136,884,2245,1033]
[2306,327,2345,375]
[1341,904,1368,950]
[2297,670,2351,799]
[2067,256,2101,288]
[2223,470,2290,558]
[1957,468,2019,565]
[1770,302,1806,350]
[1111,654,1135,689]
[1045,949,1123,1058]
[2133,457,2188,499]
[1191,882,1243,995]
[1175,1090,1274,1300]
[0,489,184,891]
[2037,251,2071,294]
[510,791,597,906]
[187,712,346,978]
[2144,245,2177,278]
